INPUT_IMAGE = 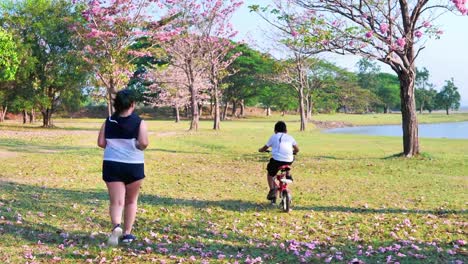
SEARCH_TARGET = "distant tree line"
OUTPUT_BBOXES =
[0,0,462,129]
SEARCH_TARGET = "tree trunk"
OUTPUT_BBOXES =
[282,111,285,116]
[231,100,237,117]
[399,70,419,157]
[222,101,228,121]
[189,83,199,131]
[210,97,214,118]
[0,106,7,122]
[299,91,306,131]
[185,105,190,118]
[29,109,35,123]
[266,107,271,116]
[240,99,245,117]
[419,104,423,114]
[213,95,221,130]
[446,108,449,115]
[107,77,117,116]
[174,107,180,123]
[384,105,389,114]
[22,109,27,124]
[213,84,221,130]
[198,102,203,117]
[295,58,307,131]
[42,108,53,127]
[307,95,313,120]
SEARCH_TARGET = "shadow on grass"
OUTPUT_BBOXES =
[0,180,465,263]
[0,139,98,155]
[146,148,211,155]
[2,180,465,218]
[0,123,100,131]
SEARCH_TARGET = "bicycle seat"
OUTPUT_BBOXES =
[278,165,291,171]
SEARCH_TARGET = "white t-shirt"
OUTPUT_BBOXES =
[266,133,297,162]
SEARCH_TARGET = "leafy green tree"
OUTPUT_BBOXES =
[436,79,461,115]
[356,59,400,113]
[312,62,380,113]
[423,88,438,113]
[0,28,19,81]
[375,73,400,113]
[335,71,379,113]
[356,58,380,92]
[224,44,276,117]
[305,59,339,117]
[257,83,298,116]
[415,67,436,113]
[1,0,89,127]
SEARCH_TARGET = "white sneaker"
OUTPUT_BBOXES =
[107,224,122,246]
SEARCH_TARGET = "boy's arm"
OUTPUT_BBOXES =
[259,135,274,152]
[293,144,299,155]
[258,145,269,152]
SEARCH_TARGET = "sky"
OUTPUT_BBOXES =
[231,0,468,106]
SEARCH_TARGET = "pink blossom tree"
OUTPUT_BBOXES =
[196,0,243,130]
[74,0,179,116]
[251,1,326,131]
[145,65,190,122]
[288,0,467,157]
[161,32,209,130]
[162,0,242,131]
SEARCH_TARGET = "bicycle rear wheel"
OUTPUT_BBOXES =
[281,190,291,212]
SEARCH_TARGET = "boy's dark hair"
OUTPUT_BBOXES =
[114,89,136,115]
[274,121,287,133]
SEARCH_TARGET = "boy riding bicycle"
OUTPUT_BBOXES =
[258,121,299,201]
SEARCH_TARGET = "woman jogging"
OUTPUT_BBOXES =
[97,89,149,246]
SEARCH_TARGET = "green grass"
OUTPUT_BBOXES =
[0,114,466,263]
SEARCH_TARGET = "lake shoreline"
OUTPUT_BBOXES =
[323,121,468,139]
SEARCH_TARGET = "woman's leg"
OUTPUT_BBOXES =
[123,179,143,235]
[105,182,126,226]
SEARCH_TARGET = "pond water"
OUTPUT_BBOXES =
[325,121,468,139]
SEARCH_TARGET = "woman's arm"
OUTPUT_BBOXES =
[136,120,149,150]
[97,122,106,148]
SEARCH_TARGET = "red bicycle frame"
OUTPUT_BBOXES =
[274,165,292,194]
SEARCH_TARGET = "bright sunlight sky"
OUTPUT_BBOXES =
[231,0,468,106]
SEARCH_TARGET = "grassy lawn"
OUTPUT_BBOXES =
[0,114,466,263]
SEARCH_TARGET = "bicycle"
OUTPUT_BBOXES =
[264,150,294,213]
[271,164,293,213]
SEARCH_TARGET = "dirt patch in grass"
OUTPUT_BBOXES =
[0,150,19,159]
[312,120,353,129]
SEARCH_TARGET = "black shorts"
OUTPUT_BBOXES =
[103,160,145,185]
[266,158,292,176]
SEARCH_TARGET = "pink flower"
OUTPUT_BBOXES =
[452,0,468,15]
[380,23,389,34]
[291,30,299,37]
[365,31,373,38]
[397,37,406,48]
[422,21,431,28]
[415,31,423,38]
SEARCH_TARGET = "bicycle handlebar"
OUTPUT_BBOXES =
[262,149,297,155]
